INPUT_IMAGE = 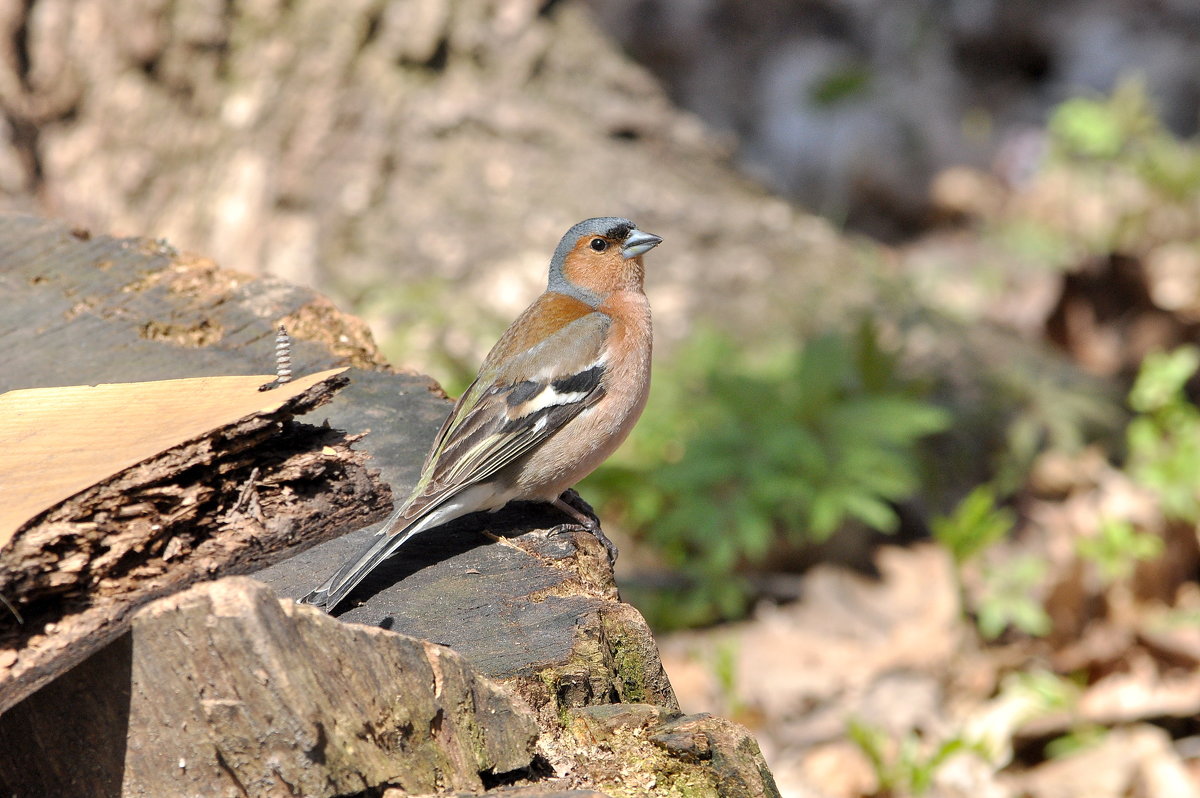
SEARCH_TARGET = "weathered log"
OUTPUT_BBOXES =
[0,577,540,796]
[0,369,392,713]
[0,214,406,710]
[257,489,679,724]
[0,574,778,798]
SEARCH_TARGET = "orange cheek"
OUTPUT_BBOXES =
[563,247,644,294]
[561,251,591,287]
[562,249,612,294]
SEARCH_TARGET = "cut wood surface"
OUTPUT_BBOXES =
[0,368,346,546]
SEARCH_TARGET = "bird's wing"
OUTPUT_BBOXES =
[402,308,612,519]
[300,303,612,611]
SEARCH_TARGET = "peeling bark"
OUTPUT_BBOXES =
[0,371,392,712]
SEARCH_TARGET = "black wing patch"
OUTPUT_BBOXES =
[551,364,605,396]
[506,380,543,406]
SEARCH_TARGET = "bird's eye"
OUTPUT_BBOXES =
[589,238,608,252]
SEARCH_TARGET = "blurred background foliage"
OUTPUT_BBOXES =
[637,78,1200,795]
[592,81,1200,633]
[585,322,951,628]
[369,80,1200,637]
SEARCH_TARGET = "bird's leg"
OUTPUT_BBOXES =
[548,495,618,566]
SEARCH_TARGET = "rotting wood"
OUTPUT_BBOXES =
[0,370,392,713]
[0,368,350,545]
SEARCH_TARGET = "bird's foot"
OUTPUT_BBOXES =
[549,496,618,566]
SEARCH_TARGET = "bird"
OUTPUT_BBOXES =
[301,217,662,611]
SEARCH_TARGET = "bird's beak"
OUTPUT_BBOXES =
[621,229,663,260]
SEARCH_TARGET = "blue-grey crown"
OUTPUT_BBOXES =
[549,217,635,270]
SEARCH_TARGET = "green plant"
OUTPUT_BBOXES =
[932,485,1015,567]
[709,639,748,718]
[1003,668,1080,715]
[981,669,1081,761]
[990,670,1099,759]
[587,322,951,628]
[810,63,873,107]
[976,555,1052,640]
[989,359,1123,496]
[1044,724,1108,759]
[1076,518,1163,584]
[1126,345,1200,523]
[932,483,1025,638]
[979,79,1200,274]
[848,719,987,797]
[1049,78,1200,200]
[1050,89,1147,162]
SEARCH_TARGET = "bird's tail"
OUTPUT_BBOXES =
[298,506,424,612]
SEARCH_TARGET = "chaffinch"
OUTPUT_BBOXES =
[301,217,662,611]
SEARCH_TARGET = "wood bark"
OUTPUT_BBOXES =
[0,368,391,712]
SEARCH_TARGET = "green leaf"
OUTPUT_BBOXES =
[1129,346,1200,413]
[809,63,873,107]
[932,485,1015,565]
[1050,98,1125,159]
[793,334,849,414]
[841,491,900,532]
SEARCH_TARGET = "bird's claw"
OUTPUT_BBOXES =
[545,522,618,567]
